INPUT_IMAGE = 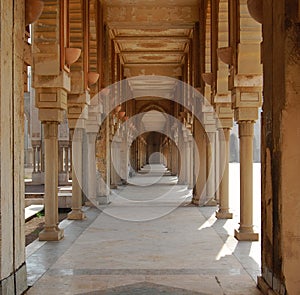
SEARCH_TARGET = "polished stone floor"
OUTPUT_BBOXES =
[25,164,262,295]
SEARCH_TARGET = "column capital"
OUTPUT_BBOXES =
[238,120,255,137]
[219,128,231,142]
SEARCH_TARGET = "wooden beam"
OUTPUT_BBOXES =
[114,36,190,42]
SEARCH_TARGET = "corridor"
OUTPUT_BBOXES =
[26,164,261,295]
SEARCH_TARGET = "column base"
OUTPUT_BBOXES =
[216,210,233,219]
[257,276,280,295]
[68,209,86,220]
[204,198,218,206]
[58,172,70,185]
[191,198,200,206]
[39,226,64,241]
[31,172,45,185]
[98,195,110,205]
[234,229,259,241]
[85,200,95,207]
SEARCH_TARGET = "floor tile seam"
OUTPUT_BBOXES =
[26,207,103,286]
[26,207,94,259]
[43,268,248,276]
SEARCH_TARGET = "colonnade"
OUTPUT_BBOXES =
[2,0,300,294]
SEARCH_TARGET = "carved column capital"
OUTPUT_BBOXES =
[238,120,255,138]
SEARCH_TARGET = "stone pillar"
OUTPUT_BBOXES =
[87,132,97,201]
[233,86,262,240]
[215,103,233,219]
[234,120,258,240]
[193,117,207,206]
[32,0,71,239]
[258,1,300,293]
[0,0,27,291]
[58,141,70,185]
[232,84,262,241]
[216,128,233,219]
[188,133,194,189]
[183,130,189,184]
[68,128,86,220]
[178,127,186,184]
[205,129,217,205]
[31,140,45,184]
[215,131,220,202]
[39,123,64,240]
[86,100,101,203]
[201,102,218,205]
[110,134,121,188]
[58,143,64,173]
[35,93,67,242]
[33,145,37,172]
[64,145,70,173]
[185,133,191,186]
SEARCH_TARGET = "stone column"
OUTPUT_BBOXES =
[68,128,86,220]
[0,0,28,291]
[110,134,121,188]
[172,142,179,176]
[58,143,64,173]
[183,131,189,184]
[188,133,194,189]
[232,84,262,241]
[205,129,217,205]
[39,123,64,240]
[185,134,191,186]
[86,100,101,202]
[234,120,258,240]
[87,132,97,202]
[215,103,234,219]
[216,128,233,219]
[201,103,218,205]
[193,117,207,205]
[33,145,37,172]
[178,127,186,184]
[58,141,70,185]
[64,145,70,173]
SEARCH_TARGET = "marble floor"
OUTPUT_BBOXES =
[25,164,262,295]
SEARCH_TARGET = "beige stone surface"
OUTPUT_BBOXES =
[26,165,262,295]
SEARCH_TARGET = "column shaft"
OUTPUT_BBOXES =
[39,122,64,241]
[33,147,36,173]
[64,146,69,172]
[87,133,97,203]
[188,136,193,189]
[234,120,259,241]
[216,128,233,219]
[68,129,86,220]
[205,132,217,205]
